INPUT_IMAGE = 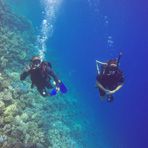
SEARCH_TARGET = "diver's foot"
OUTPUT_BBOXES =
[107,95,114,102]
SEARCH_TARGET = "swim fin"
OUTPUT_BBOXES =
[49,88,57,96]
[49,82,67,96]
[59,81,67,93]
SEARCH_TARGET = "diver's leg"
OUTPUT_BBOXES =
[37,86,48,97]
[98,88,106,101]
[46,81,53,89]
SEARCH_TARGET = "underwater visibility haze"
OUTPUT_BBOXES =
[0,0,148,147]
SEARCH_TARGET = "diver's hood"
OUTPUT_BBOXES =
[31,56,41,62]
[31,56,41,69]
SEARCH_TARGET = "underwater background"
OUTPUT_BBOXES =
[0,0,148,147]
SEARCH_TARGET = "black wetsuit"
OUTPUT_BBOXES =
[96,68,124,97]
[20,62,59,97]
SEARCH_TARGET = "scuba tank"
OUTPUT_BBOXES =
[117,52,123,67]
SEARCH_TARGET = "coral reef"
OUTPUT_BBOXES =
[0,0,86,148]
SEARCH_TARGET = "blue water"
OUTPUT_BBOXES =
[51,1,148,147]
[7,0,148,147]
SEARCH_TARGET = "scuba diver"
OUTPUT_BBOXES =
[20,56,61,97]
[96,52,124,102]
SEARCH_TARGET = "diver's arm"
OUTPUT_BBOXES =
[20,65,31,81]
[96,81,110,93]
[108,71,124,94]
[96,60,107,74]
[47,67,60,86]
[96,61,100,74]
[20,71,30,80]
[96,60,107,65]
[108,84,123,94]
